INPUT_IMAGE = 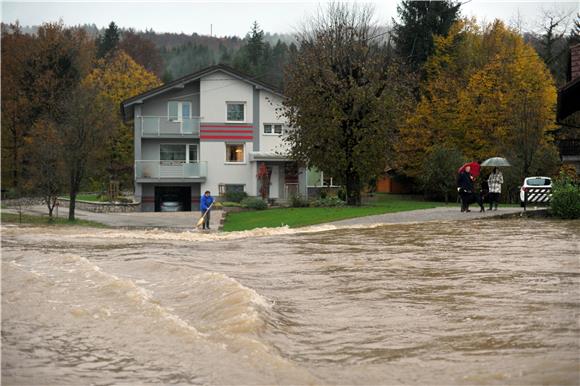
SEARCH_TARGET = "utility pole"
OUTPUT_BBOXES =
[210,24,212,37]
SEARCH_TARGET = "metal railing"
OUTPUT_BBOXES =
[138,116,202,136]
[135,160,207,179]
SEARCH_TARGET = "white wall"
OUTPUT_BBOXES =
[259,91,290,154]
[200,71,253,123]
[200,141,256,196]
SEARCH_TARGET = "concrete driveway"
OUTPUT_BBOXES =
[327,206,529,227]
[2,205,223,230]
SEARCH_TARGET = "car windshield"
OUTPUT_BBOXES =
[526,178,551,186]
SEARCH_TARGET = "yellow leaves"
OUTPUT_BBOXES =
[83,51,161,105]
[398,18,558,178]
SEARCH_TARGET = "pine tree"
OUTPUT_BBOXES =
[392,0,461,70]
[247,21,264,66]
[97,21,120,59]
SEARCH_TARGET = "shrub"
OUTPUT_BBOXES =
[290,194,309,208]
[240,197,268,210]
[309,196,345,207]
[550,174,580,219]
[224,190,248,203]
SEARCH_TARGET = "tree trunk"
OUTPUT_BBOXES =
[68,192,76,221]
[345,169,361,206]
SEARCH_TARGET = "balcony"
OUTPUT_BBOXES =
[135,160,207,181]
[138,116,201,137]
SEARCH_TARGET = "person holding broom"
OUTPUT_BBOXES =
[199,190,214,230]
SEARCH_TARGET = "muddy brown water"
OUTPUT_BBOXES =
[2,218,579,385]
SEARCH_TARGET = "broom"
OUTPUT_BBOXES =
[196,201,214,228]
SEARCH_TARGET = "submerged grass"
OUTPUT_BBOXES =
[1,211,108,228]
[222,194,445,232]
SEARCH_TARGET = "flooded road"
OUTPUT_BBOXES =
[2,218,579,385]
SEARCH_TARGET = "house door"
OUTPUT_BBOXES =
[269,165,279,199]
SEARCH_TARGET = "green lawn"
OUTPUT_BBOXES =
[1,212,108,228]
[222,194,446,232]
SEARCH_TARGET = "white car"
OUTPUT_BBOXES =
[520,176,552,206]
[160,194,183,212]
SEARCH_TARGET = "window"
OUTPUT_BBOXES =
[264,123,283,135]
[226,144,245,163]
[227,102,245,122]
[167,101,192,122]
[160,144,198,162]
[307,168,337,187]
[226,184,245,193]
[160,144,186,161]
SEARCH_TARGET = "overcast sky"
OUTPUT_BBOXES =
[2,1,579,37]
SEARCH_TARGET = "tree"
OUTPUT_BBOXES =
[1,22,95,195]
[84,51,162,189]
[247,21,264,66]
[397,19,558,198]
[570,12,580,44]
[119,29,164,76]
[27,119,66,218]
[97,21,120,59]
[396,19,481,177]
[1,23,34,193]
[392,0,461,70]
[61,85,116,220]
[282,3,415,205]
[420,145,465,203]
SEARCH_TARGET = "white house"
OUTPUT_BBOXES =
[122,65,311,212]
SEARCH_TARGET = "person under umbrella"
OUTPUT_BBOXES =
[487,167,504,210]
[457,165,485,213]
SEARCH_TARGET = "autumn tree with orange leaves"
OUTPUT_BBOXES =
[396,19,559,199]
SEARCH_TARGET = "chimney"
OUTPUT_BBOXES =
[571,43,580,81]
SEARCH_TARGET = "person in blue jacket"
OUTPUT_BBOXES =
[200,190,214,230]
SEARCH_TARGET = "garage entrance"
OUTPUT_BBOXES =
[154,186,191,212]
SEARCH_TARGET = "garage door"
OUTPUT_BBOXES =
[154,186,191,212]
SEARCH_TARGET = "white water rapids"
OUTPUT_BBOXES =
[2,218,579,385]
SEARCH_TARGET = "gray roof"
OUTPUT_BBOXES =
[121,64,284,121]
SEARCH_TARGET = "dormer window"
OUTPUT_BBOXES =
[226,102,245,122]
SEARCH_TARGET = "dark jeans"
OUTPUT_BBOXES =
[202,210,211,229]
[489,192,500,209]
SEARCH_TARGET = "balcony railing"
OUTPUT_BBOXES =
[138,116,201,136]
[135,160,207,179]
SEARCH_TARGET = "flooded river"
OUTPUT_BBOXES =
[2,218,579,385]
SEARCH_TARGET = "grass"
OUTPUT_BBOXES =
[222,194,445,232]
[1,211,108,228]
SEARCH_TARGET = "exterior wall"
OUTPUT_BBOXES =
[200,72,253,123]
[200,141,256,196]
[571,43,580,81]
[259,91,289,154]
[131,67,308,209]
[140,82,200,117]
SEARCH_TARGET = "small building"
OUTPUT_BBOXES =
[122,65,309,211]
[556,43,580,175]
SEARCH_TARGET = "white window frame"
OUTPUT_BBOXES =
[159,143,198,163]
[263,123,283,136]
[226,102,246,123]
[167,101,192,122]
[224,143,246,164]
